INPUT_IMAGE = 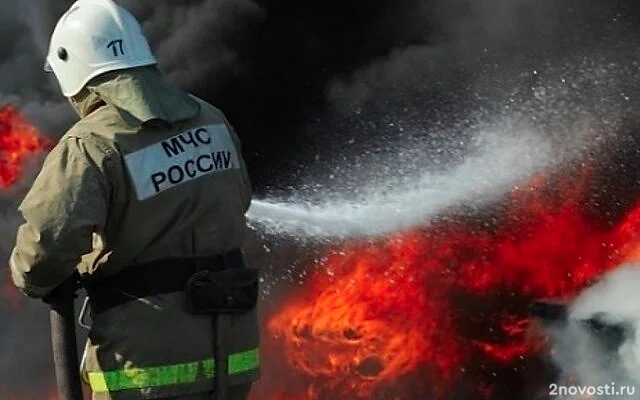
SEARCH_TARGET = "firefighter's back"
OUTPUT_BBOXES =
[68,68,258,400]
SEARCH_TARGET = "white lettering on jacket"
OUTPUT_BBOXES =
[124,124,239,200]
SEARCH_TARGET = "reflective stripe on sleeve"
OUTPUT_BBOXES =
[88,348,259,393]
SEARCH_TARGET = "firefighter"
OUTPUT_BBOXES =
[9,0,260,399]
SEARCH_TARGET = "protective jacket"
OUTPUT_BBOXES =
[9,67,259,399]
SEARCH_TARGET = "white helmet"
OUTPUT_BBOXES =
[45,0,157,97]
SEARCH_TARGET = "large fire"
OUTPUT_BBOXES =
[251,168,640,400]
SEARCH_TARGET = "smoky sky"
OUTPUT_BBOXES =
[3,0,640,188]
[2,0,640,398]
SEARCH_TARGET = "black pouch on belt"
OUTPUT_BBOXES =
[184,268,260,315]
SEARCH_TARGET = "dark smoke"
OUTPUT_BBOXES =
[1,0,640,398]
[119,0,266,91]
[309,0,640,195]
[0,1,73,136]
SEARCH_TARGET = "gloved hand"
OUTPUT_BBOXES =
[42,285,75,305]
[42,274,81,305]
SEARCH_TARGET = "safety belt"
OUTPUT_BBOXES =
[49,251,259,400]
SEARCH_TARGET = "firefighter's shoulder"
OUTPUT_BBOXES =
[60,106,121,158]
[187,95,230,123]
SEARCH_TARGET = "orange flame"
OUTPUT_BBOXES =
[0,104,51,312]
[0,104,51,188]
[254,167,640,400]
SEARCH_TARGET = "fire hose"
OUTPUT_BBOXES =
[48,278,84,400]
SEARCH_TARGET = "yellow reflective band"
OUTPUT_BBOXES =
[88,348,259,393]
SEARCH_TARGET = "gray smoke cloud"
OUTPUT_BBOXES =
[328,0,637,110]
[542,265,640,399]
[0,1,74,135]
[119,0,266,90]
[315,0,639,187]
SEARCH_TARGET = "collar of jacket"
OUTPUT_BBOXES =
[71,66,200,127]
